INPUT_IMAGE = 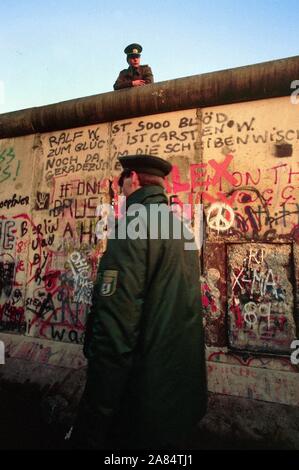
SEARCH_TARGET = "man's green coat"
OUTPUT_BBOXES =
[81,185,207,448]
[113,65,154,90]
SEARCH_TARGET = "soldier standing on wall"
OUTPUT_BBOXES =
[113,43,154,90]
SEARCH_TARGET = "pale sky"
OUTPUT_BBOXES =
[1,0,298,113]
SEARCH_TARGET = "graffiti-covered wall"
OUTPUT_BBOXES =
[0,93,298,405]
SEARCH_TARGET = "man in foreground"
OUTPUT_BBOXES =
[71,154,207,449]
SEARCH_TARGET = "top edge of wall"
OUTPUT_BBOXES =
[1,55,299,139]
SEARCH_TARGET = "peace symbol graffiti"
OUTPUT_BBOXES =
[207,203,235,232]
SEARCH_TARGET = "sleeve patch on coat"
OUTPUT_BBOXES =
[99,270,118,296]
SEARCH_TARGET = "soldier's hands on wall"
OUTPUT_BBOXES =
[132,79,146,86]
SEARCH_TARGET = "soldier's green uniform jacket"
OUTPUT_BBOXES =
[113,65,154,90]
[80,185,207,449]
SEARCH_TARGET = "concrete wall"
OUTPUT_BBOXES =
[0,57,299,448]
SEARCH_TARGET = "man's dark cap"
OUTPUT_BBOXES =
[118,155,172,177]
[124,43,142,58]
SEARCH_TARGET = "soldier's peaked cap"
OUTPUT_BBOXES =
[124,43,142,57]
[118,155,172,177]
